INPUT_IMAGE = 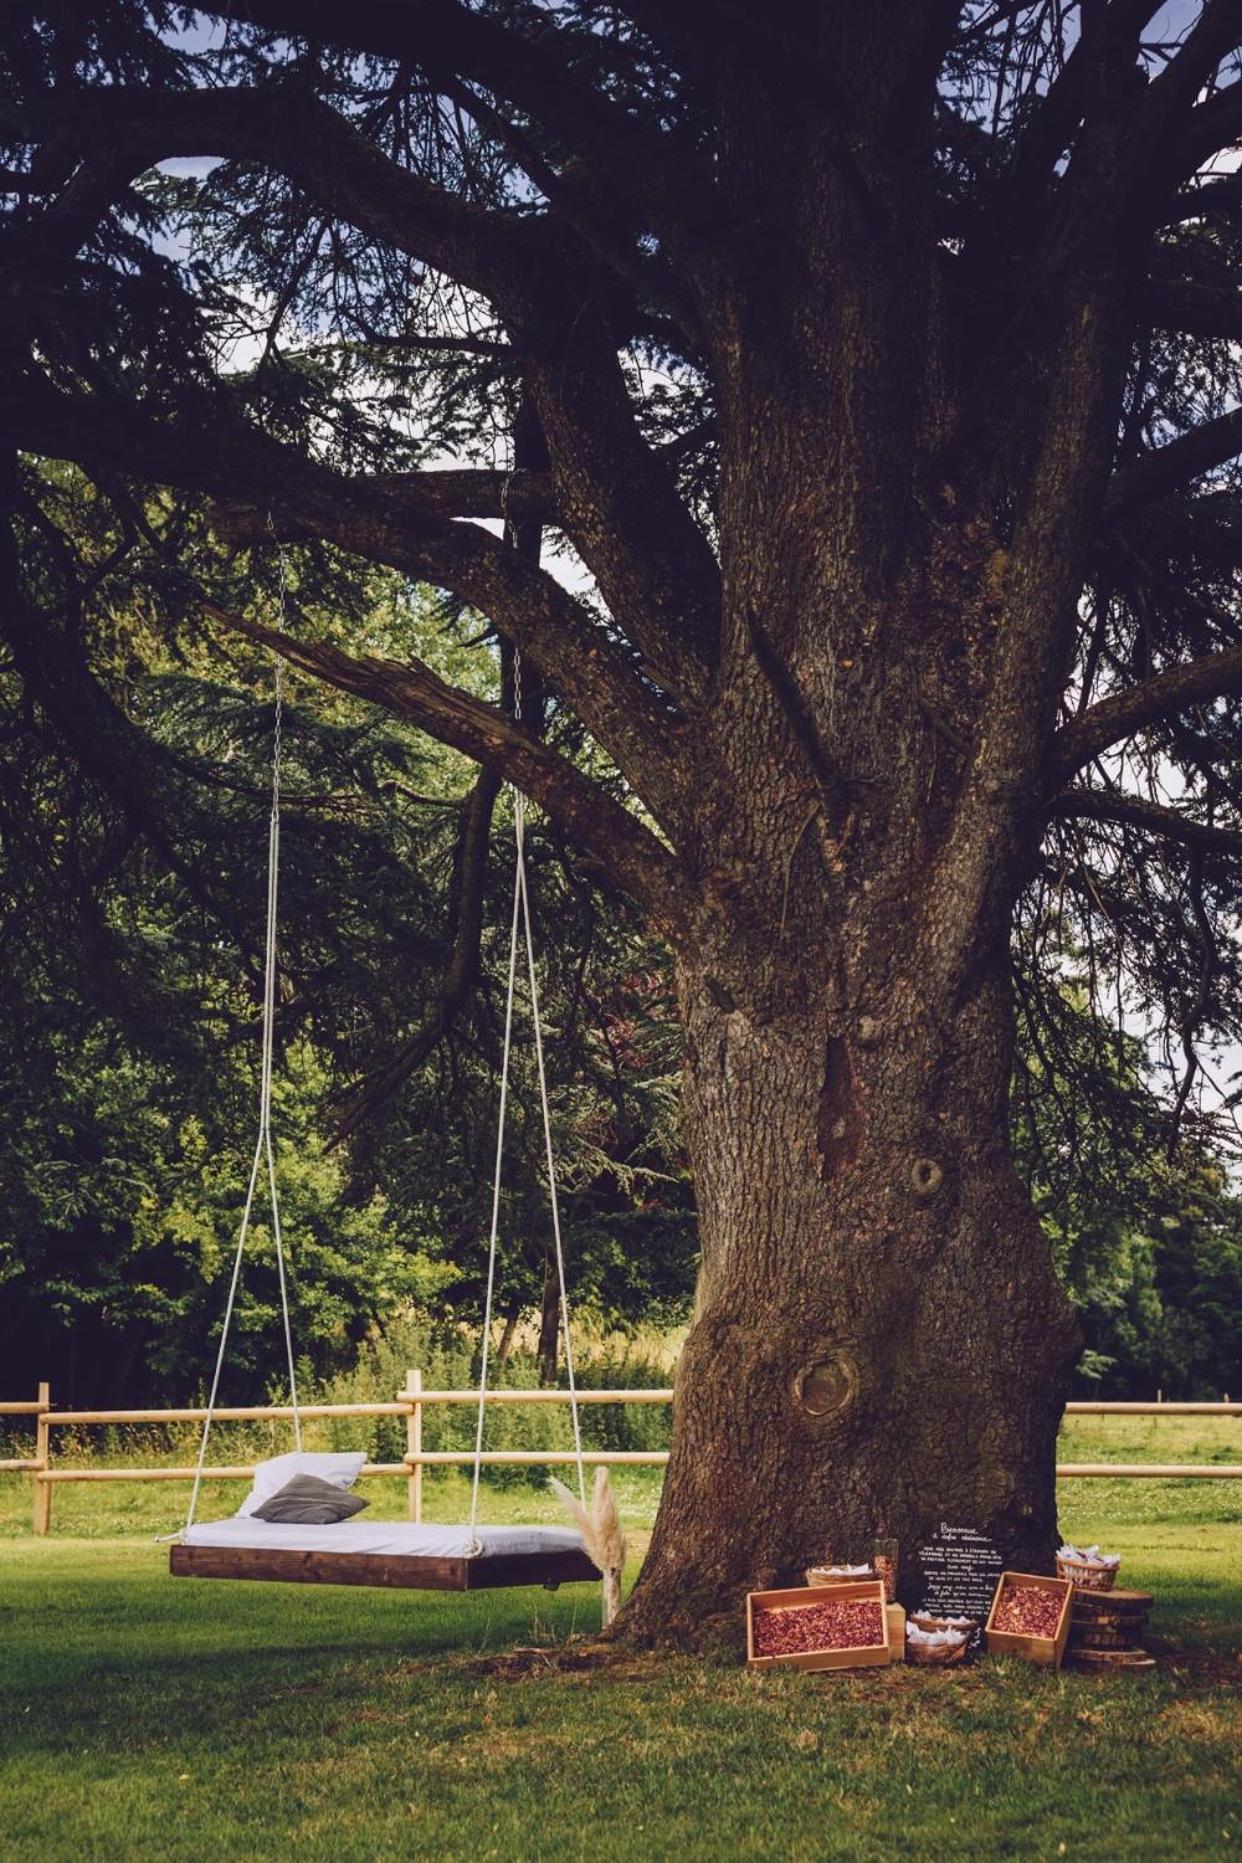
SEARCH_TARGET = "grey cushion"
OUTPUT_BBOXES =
[251,1472,370,1525]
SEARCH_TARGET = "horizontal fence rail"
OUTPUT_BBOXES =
[1,1379,1237,1535]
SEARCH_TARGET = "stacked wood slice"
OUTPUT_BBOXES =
[1065,1587,1156,1672]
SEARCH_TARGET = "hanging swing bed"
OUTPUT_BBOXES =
[169,618,600,1599]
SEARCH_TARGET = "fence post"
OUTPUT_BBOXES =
[32,1382,52,1536]
[405,1369,423,1523]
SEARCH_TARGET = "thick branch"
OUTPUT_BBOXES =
[216,466,558,532]
[1166,169,1242,221]
[203,603,693,935]
[1104,405,1242,521]
[1148,276,1242,342]
[1129,2,1242,184]
[13,371,690,820]
[1007,0,1162,194]
[1170,76,1242,185]
[522,338,721,703]
[198,0,705,232]
[18,84,562,316]
[1050,786,1242,856]
[19,83,720,710]
[1050,644,1242,781]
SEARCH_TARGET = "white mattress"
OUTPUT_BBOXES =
[183,1517,588,1560]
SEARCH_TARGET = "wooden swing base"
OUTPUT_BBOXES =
[169,1542,600,1592]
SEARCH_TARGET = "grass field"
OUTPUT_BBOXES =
[0,1418,1237,1860]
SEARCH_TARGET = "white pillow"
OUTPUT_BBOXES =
[236,1450,367,1518]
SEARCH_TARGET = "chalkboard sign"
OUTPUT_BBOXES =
[913,1522,1003,1634]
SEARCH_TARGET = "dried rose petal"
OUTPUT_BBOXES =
[753,1599,885,1658]
[873,1555,897,1602]
[993,1586,1064,1638]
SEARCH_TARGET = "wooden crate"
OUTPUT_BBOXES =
[985,1570,1073,1668]
[746,1579,891,1672]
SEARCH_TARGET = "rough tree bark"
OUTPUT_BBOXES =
[627,857,1081,1634]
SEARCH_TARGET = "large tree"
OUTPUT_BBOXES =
[4,1,1242,1637]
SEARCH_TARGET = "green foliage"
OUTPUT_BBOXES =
[1013,973,1242,1398]
[313,1314,675,1487]
[0,1018,439,1402]
[0,475,694,1403]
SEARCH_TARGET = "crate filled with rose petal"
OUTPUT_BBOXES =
[747,1578,892,1672]
[984,1571,1073,1668]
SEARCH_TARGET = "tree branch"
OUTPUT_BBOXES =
[17,82,721,708]
[12,370,691,821]
[215,465,558,532]
[1006,1,1163,198]
[1104,404,1242,522]
[1165,168,1242,222]
[1049,786,1242,856]
[1050,643,1242,781]
[197,599,692,934]
[1128,0,1242,170]
[1168,75,1242,186]
[1148,276,1242,342]
[197,0,707,233]
[17,83,564,317]
[332,764,501,1143]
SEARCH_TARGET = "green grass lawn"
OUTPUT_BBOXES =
[0,1422,1238,1860]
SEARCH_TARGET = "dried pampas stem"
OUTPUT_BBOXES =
[549,1467,627,1625]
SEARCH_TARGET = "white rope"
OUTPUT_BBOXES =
[180,545,301,1538]
[466,831,523,1551]
[516,816,586,1505]
[467,642,587,1548]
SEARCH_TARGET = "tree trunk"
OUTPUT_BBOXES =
[621,834,1087,1631]
[623,919,1081,1641]
[611,76,1107,1629]
[496,1296,522,1367]
[537,1257,560,1387]
[621,387,1088,1636]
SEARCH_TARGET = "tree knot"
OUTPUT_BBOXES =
[910,1157,944,1200]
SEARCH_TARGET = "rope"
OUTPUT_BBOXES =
[466,827,523,1550]
[467,637,587,1549]
[517,818,585,1504]
[181,538,301,1538]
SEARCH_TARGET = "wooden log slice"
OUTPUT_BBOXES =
[1072,1609,1154,1624]
[1071,1589,1153,1613]
[1066,1646,1157,1670]
[1070,1627,1144,1649]
[1072,1603,1149,1624]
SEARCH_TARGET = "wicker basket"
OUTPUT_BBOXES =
[906,1631,970,1666]
[1056,1554,1119,1592]
[805,1565,875,1588]
[910,1613,978,1637]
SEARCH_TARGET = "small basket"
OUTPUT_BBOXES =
[906,1631,970,1667]
[910,1613,978,1638]
[805,1565,875,1588]
[1056,1554,1118,1592]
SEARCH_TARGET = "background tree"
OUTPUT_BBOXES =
[0,497,694,1403]
[4,1,1242,1637]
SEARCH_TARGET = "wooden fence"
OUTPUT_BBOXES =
[2,1381,1239,1536]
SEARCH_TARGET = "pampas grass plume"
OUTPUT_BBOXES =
[549,1468,627,1623]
